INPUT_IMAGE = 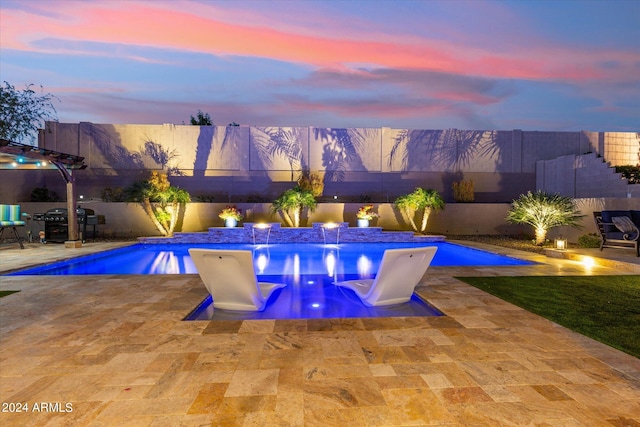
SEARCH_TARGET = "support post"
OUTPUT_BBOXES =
[53,161,82,247]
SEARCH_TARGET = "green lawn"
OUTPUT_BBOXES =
[0,290,19,298]
[456,275,640,358]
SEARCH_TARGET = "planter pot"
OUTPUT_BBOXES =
[225,218,238,228]
[357,219,369,228]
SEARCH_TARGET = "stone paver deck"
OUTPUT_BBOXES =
[0,241,638,426]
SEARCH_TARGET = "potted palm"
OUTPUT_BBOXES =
[356,205,379,227]
[219,205,243,227]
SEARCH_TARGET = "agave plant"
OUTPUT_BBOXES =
[506,190,583,245]
[394,187,445,233]
[270,186,317,227]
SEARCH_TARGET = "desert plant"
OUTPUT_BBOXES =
[297,169,324,198]
[394,187,445,233]
[270,186,317,227]
[452,180,474,202]
[577,233,601,248]
[506,190,583,245]
[125,171,190,236]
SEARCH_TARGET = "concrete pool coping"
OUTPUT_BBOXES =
[0,240,638,425]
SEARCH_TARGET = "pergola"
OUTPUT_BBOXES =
[0,138,87,245]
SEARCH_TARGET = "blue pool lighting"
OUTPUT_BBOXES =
[7,242,533,276]
[6,242,533,321]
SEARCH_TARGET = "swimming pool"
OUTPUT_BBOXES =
[7,241,532,276]
[6,242,532,320]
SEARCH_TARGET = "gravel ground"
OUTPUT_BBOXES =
[446,234,559,254]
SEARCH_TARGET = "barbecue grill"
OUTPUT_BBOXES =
[38,207,102,243]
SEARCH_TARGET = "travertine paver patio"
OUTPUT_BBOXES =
[0,241,638,426]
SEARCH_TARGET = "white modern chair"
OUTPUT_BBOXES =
[335,246,437,307]
[189,249,286,311]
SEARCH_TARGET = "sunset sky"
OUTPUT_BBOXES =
[1,0,638,132]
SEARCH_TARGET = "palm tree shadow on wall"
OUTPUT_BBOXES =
[314,128,369,183]
[388,129,503,200]
[192,125,241,176]
[84,124,144,171]
[193,126,214,177]
[253,127,307,182]
[142,138,183,176]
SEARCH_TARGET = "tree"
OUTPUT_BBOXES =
[0,81,58,144]
[125,172,191,236]
[190,110,213,125]
[270,186,317,227]
[394,187,445,233]
[506,190,584,245]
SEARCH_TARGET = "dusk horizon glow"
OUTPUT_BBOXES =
[1,0,638,133]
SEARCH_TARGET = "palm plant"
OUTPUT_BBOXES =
[394,187,445,233]
[125,172,191,236]
[270,186,317,227]
[506,190,583,245]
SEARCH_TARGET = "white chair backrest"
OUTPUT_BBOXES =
[365,246,437,305]
[189,249,263,310]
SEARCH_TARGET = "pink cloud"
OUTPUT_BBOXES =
[2,0,636,84]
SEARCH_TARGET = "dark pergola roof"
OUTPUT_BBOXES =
[0,138,86,244]
[0,139,86,170]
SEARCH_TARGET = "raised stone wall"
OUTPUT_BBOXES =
[536,153,640,198]
[10,202,527,239]
[6,199,638,243]
[138,223,440,244]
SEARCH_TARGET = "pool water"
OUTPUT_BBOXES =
[7,242,532,276]
[185,277,443,320]
[6,242,532,321]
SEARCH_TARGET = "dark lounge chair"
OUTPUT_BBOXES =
[593,210,640,257]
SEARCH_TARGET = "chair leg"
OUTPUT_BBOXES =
[12,227,24,249]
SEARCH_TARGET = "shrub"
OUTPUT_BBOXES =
[452,180,474,202]
[101,187,125,202]
[578,233,601,248]
[615,165,640,184]
[30,187,58,202]
[297,169,324,198]
[506,191,583,245]
[195,194,215,202]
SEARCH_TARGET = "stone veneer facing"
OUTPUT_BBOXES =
[137,223,446,244]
